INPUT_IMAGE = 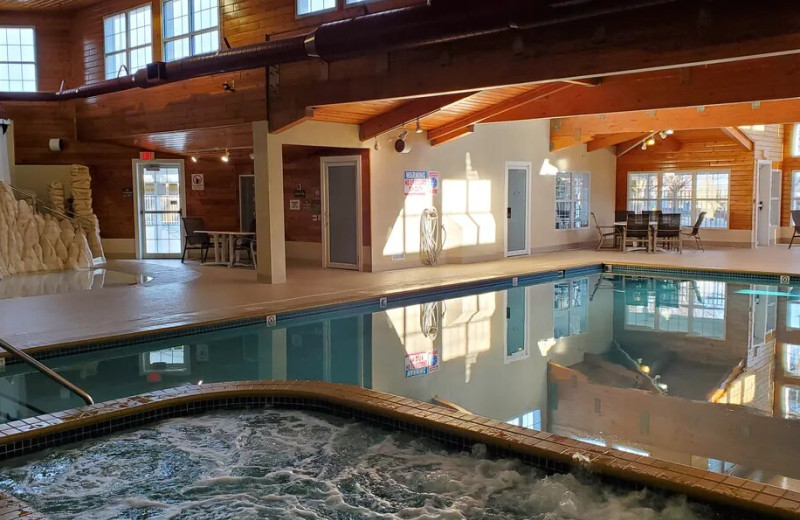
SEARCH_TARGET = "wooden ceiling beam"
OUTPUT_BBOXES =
[359,92,472,141]
[563,78,602,88]
[550,98,800,149]
[430,125,474,147]
[721,127,754,151]
[487,55,800,125]
[427,83,572,142]
[273,2,800,113]
[585,132,649,152]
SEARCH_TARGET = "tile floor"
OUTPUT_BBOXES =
[2,246,800,350]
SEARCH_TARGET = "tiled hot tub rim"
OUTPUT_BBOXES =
[0,381,797,520]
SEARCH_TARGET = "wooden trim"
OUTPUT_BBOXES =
[586,132,649,152]
[429,125,474,147]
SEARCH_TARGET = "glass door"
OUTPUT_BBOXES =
[136,161,184,258]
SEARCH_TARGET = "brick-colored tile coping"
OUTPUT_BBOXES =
[0,382,797,519]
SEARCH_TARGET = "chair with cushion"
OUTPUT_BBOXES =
[790,210,800,249]
[654,213,682,253]
[181,217,210,263]
[592,212,621,250]
[622,214,651,252]
[681,211,707,251]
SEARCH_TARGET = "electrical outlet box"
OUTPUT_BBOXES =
[512,277,519,287]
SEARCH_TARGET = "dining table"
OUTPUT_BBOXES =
[614,220,659,252]
[196,230,256,268]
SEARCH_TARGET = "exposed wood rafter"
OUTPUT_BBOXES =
[563,77,603,87]
[585,132,649,152]
[427,83,573,142]
[359,92,473,141]
[721,127,754,151]
[430,125,474,147]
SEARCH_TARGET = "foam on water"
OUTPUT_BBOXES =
[0,409,718,520]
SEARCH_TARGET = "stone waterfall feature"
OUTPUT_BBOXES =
[0,181,93,280]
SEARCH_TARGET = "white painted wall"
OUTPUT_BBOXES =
[369,120,617,272]
[12,164,73,203]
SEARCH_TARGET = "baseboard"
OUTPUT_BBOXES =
[286,241,322,262]
[530,241,596,254]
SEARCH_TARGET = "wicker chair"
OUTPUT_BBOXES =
[622,214,651,252]
[681,212,707,251]
[592,212,620,250]
[655,213,682,253]
[181,217,210,263]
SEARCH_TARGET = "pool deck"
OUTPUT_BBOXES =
[2,246,800,351]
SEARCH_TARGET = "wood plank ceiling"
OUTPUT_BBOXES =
[0,0,102,9]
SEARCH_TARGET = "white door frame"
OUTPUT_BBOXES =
[320,155,363,270]
[504,161,532,257]
[503,288,530,364]
[753,159,773,247]
[132,159,187,259]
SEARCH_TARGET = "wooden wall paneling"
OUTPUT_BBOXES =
[0,12,73,90]
[185,158,243,232]
[616,130,756,231]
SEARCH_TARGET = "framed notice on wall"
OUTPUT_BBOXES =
[191,173,205,191]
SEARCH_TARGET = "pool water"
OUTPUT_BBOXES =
[0,409,714,520]
[1,272,799,491]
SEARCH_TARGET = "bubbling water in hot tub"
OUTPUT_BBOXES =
[0,409,713,520]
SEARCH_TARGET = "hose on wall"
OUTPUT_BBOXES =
[420,207,445,266]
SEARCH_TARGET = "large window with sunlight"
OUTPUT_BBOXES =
[625,280,726,339]
[784,386,800,419]
[507,410,542,431]
[786,344,800,377]
[104,5,152,80]
[0,27,36,92]
[791,171,800,216]
[553,278,588,339]
[555,172,590,229]
[627,171,729,228]
[163,0,219,61]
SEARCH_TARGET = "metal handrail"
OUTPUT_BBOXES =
[0,339,94,406]
[6,184,93,229]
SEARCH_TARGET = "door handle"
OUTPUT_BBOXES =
[507,207,512,219]
[758,201,764,211]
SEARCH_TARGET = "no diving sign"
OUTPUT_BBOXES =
[191,173,205,191]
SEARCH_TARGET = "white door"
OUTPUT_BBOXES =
[755,160,775,246]
[505,162,531,256]
[321,156,361,270]
[133,160,186,259]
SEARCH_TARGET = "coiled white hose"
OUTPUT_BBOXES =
[420,300,446,340]
[420,207,445,265]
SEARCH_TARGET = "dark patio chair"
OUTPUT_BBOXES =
[622,214,651,252]
[614,210,634,223]
[655,213,682,253]
[790,210,800,249]
[681,211,707,251]
[181,217,210,263]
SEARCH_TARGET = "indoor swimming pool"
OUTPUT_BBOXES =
[0,409,715,520]
[1,270,799,491]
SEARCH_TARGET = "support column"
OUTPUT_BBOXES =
[253,120,287,283]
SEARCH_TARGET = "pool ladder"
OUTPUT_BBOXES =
[0,338,94,406]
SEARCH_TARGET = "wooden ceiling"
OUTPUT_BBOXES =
[0,0,102,9]
[109,124,254,160]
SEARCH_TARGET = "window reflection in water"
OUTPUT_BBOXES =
[553,278,588,339]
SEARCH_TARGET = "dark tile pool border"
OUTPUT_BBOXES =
[0,381,797,520]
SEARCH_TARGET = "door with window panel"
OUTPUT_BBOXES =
[137,164,184,258]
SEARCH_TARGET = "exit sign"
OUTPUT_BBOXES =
[140,151,155,160]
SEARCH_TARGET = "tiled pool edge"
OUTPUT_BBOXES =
[0,381,797,520]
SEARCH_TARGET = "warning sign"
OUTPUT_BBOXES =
[429,171,440,195]
[404,170,430,196]
[191,173,205,191]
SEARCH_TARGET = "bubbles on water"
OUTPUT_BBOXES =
[0,410,716,520]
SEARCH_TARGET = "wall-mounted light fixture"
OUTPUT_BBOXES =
[221,149,230,163]
[190,155,198,163]
[415,117,423,134]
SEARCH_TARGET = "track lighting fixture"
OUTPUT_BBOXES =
[399,129,409,141]
[221,149,230,163]
[190,155,198,163]
[374,138,380,151]
[641,143,647,151]
[415,117,423,134]
[646,138,656,146]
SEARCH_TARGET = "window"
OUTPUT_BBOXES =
[163,0,219,61]
[784,386,800,419]
[627,171,729,228]
[507,410,542,431]
[297,0,336,15]
[786,344,800,377]
[624,280,726,339]
[707,459,736,474]
[0,27,36,92]
[555,172,590,229]
[791,171,800,214]
[792,124,800,158]
[553,278,588,339]
[104,5,152,80]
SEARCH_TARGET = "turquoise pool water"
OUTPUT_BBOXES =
[1,272,799,491]
[0,409,714,520]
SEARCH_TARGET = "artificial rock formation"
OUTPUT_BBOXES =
[0,182,93,280]
[71,165,104,261]
[48,181,65,212]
